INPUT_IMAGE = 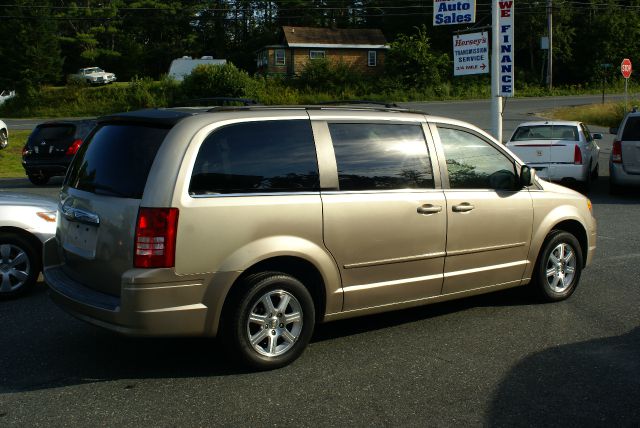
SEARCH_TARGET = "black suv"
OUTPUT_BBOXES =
[22,120,96,185]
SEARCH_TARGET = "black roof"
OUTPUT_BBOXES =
[97,108,198,126]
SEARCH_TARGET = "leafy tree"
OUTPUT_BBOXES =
[0,1,63,91]
[385,25,450,89]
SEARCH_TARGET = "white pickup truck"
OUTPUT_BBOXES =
[70,67,117,85]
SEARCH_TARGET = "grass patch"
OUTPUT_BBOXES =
[0,130,29,178]
[545,99,639,128]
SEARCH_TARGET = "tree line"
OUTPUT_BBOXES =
[0,0,638,94]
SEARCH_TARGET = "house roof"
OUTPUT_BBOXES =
[281,26,389,49]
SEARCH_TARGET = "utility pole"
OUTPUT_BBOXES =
[547,0,553,90]
[491,0,502,142]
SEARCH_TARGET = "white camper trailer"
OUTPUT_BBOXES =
[168,56,227,81]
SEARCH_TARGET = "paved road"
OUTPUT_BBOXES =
[1,96,638,426]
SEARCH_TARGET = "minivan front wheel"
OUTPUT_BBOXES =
[225,272,315,370]
[533,231,583,302]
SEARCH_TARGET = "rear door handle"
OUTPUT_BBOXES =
[452,203,475,212]
[417,204,442,214]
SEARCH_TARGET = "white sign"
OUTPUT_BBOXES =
[433,0,476,26]
[453,32,489,76]
[498,0,514,97]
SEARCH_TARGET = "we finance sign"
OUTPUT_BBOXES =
[453,32,489,76]
[433,0,476,25]
[499,0,515,96]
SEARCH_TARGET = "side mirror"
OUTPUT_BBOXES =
[592,133,603,140]
[609,127,618,135]
[520,164,533,187]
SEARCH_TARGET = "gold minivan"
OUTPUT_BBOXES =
[44,105,596,369]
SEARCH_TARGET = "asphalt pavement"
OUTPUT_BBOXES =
[1,96,638,426]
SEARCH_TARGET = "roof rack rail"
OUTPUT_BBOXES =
[173,97,261,108]
[318,100,401,109]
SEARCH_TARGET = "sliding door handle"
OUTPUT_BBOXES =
[452,203,475,212]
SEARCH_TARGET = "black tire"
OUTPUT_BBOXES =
[591,162,599,180]
[532,230,583,302]
[27,173,50,186]
[223,272,316,370]
[0,232,41,298]
[580,163,592,193]
[0,129,7,150]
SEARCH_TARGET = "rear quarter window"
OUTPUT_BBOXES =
[622,116,640,140]
[65,123,169,198]
[189,120,319,195]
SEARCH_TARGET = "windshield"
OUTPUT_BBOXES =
[511,125,579,141]
[65,123,169,198]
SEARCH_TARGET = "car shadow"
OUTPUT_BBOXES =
[1,282,538,393]
[487,327,640,426]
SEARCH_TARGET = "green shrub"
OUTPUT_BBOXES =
[296,58,369,96]
[180,63,252,100]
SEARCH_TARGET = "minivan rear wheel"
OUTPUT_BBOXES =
[533,230,583,302]
[225,272,315,370]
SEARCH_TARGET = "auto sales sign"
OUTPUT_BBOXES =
[433,0,476,25]
[453,32,489,76]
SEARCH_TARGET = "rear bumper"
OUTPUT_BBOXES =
[610,161,640,186]
[43,237,214,337]
[530,163,589,182]
[22,160,70,176]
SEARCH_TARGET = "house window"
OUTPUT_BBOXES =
[309,50,326,60]
[275,49,286,66]
[368,51,377,67]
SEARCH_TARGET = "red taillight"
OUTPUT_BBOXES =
[573,145,583,165]
[66,139,83,155]
[22,145,30,156]
[612,140,622,163]
[134,208,179,268]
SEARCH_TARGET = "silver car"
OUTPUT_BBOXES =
[610,109,640,193]
[0,192,57,297]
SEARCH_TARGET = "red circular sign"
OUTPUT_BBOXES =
[621,58,632,79]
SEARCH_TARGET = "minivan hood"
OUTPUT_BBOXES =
[535,176,583,197]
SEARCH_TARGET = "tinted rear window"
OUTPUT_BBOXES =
[29,125,75,144]
[622,117,640,140]
[65,123,169,198]
[189,120,319,195]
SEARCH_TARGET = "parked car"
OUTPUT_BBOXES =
[44,106,596,370]
[609,108,640,193]
[0,192,57,298]
[22,119,96,185]
[505,121,601,191]
[0,119,7,150]
[0,89,16,105]
[70,67,116,85]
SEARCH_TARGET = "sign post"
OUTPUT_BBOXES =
[491,0,514,142]
[621,58,632,113]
